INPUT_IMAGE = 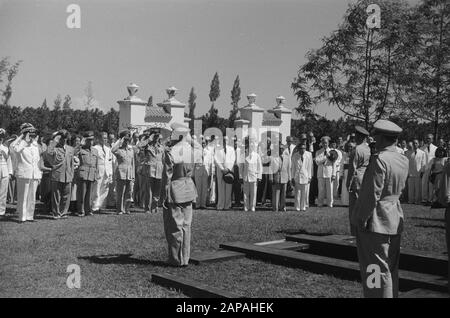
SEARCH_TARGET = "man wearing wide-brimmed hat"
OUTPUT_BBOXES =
[352,120,409,298]
[46,129,76,219]
[0,128,13,217]
[76,131,99,216]
[111,130,135,215]
[10,123,42,222]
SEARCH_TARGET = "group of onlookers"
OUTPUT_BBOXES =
[400,134,450,207]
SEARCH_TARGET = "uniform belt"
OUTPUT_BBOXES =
[381,194,401,201]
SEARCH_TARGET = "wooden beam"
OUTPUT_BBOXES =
[254,240,310,251]
[151,273,241,298]
[220,242,448,292]
[400,288,449,298]
[189,249,245,265]
[286,234,448,276]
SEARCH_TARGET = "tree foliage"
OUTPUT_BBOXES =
[229,75,241,127]
[292,0,419,129]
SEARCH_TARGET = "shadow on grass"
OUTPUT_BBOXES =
[275,228,333,236]
[78,254,172,268]
[410,217,445,222]
[0,215,22,223]
[415,224,446,230]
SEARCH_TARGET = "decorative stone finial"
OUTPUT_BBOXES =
[166,86,178,99]
[276,95,286,106]
[247,93,257,105]
[127,83,139,98]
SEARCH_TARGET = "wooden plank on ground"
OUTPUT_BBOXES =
[151,273,241,298]
[286,234,448,276]
[219,241,448,292]
[189,249,245,265]
[325,234,355,241]
[400,288,449,298]
[254,240,310,251]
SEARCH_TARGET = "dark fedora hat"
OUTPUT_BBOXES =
[222,170,235,184]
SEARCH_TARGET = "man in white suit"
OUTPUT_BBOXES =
[407,139,426,204]
[239,138,262,212]
[315,136,337,207]
[92,132,113,212]
[0,128,13,217]
[421,134,437,205]
[214,136,235,210]
[291,143,313,211]
[194,137,212,209]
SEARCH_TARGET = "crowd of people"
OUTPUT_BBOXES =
[0,121,449,296]
[1,123,450,220]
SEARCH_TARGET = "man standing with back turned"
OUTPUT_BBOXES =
[352,120,409,298]
[347,126,371,236]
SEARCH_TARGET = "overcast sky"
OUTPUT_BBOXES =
[0,0,389,119]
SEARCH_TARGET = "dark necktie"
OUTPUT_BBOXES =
[427,145,430,153]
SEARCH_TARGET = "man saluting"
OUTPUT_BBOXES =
[352,120,409,298]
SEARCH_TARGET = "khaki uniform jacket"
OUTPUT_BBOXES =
[351,145,409,235]
[112,146,135,181]
[347,143,371,192]
[141,143,164,179]
[47,145,75,183]
[78,147,99,182]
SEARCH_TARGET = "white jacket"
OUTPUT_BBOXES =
[0,144,13,178]
[214,145,235,171]
[239,151,263,183]
[407,148,427,177]
[315,148,337,179]
[11,139,42,180]
[93,144,113,176]
[291,151,313,184]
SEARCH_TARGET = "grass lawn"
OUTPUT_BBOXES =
[0,201,447,298]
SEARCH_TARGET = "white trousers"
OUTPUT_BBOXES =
[294,183,307,211]
[408,177,422,204]
[318,177,333,207]
[16,178,39,221]
[305,183,310,208]
[216,169,232,210]
[0,176,9,215]
[92,171,111,210]
[243,181,257,211]
[421,169,433,202]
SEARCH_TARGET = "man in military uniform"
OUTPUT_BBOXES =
[347,126,371,236]
[47,129,76,219]
[112,130,135,215]
[77,131,99,216]
[351,120,409,298]
[139,129,164,214]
